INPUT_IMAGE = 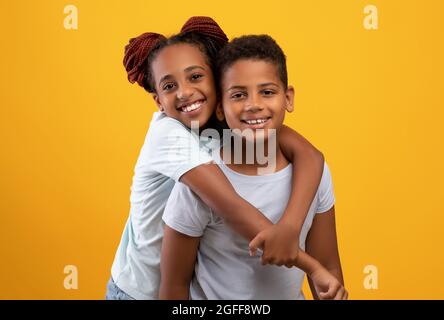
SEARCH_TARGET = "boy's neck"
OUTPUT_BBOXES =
[220,138,289,176]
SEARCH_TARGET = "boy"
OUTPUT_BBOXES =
[159,35,347,300]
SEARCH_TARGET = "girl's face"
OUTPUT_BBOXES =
[151,43,217,129]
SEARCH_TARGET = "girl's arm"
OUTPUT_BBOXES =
[180,161,324,275]
[181,126,323,266]
[249,125,325,266]
[305,206,348,300]
[159,225,199,300]
[278,125,325,228]
[180,163,273,240]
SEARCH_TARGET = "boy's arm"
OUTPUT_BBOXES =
[306,206,348,300]
[159,225,200,300]
[249,125,325,266]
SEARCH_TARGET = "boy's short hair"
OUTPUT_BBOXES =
[216,34,288,89]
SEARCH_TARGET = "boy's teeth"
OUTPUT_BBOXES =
[245,118,267,124]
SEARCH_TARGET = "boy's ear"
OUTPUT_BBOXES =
[285,86,295,113]
[215,102,225,121]
[152,94,164,112]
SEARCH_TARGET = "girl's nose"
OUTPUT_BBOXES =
[177,84,194,101]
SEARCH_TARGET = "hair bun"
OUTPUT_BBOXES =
[181,16,228,45]
[123,32,166,87]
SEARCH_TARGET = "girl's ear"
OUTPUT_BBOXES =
[215,102,225,121]
[285,86,295,113]
[152,94,164,112]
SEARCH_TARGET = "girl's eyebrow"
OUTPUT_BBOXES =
[159,74,173,86]
[184,65,206,73]
[158,66,206,86]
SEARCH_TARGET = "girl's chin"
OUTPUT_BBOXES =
[183,115,211,130]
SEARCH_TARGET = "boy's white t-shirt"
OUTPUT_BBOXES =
[111,112,216,300]
[163,153,335,300]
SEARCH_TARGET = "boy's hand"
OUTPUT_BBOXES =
[249,223,300,267]
[309,267,348,300]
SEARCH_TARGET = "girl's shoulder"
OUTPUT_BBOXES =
[149,112,190,135]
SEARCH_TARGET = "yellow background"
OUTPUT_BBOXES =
[1,0,443,299]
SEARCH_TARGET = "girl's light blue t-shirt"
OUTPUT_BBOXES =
[111,112,215,300]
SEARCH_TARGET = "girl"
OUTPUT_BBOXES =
[106,16,324,300]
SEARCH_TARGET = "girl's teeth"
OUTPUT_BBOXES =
[182,102,202,112]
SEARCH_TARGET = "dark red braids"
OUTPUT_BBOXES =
[181,16,228,45]
[123,16,228,93]
[123,32,166,89]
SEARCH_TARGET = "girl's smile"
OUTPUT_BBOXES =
[151,44,217,129]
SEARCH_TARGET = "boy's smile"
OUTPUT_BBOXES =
[220,59,294,141]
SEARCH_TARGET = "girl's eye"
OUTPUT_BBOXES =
[163,83,175,91]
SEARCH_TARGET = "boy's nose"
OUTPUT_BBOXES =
[244,102,264,112]
[245,95,264,112]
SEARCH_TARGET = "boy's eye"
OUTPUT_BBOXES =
[191,73,203,81]
[262,89,275,96]
[230,92,246,100]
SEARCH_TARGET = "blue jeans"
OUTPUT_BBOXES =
[105,277,135,300]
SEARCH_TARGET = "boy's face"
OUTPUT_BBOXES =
[220,59,294,141]
[151,43,217,129]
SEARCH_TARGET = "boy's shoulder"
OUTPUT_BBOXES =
[163,181,212,236]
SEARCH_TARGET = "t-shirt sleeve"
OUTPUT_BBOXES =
[316,162,336,214]
[163,182,212,237]
[147,117,213,182]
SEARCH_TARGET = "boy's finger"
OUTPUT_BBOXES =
[333,287,345,300]
[319,283,337,300]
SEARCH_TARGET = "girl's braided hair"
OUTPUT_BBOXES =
[123,16,228,93]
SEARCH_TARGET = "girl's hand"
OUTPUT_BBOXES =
[249,223,300,267]
[309,267,348,300]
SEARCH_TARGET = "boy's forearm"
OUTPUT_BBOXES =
[159,284,189,300]
[294,250,323,277]
[307,278,320,300]
[326,266,345,286]
[278,125,324,231]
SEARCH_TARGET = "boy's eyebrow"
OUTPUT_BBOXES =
[226,85,246,92]
[258,82,280,88]
[226,82,280,91]
[158,66,206,86]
